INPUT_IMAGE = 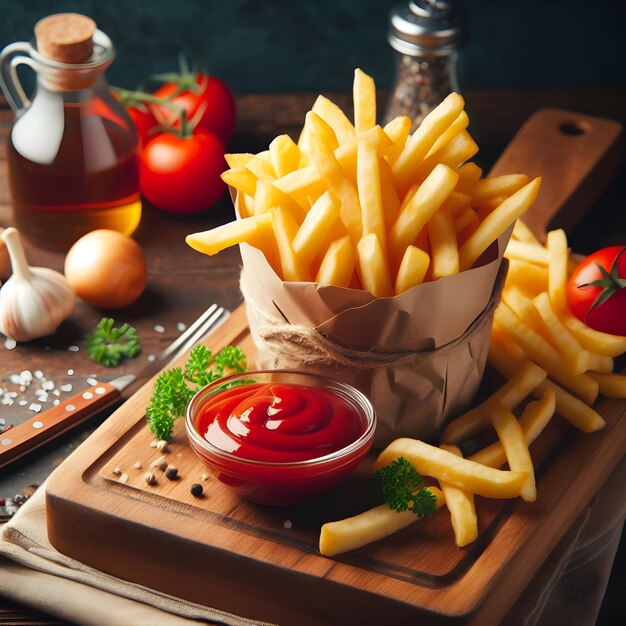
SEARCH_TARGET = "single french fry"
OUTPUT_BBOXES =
[292,192,340,270]
[415,130,479,183]
[221,166,259,198]
[455,162,483,195]
[358,233,393,297]
[441,360,547,445]
[373,438,528,499]
[379,157,402,229]
[488,340,606,432]
[439,445,478,547]
[318,487,445,557]
[428,210,459,279]
[395,245,430,294]
[312,94,356,144]
[273,166,326,202]
[224,153,254,169]
[315,235,355,288]
[353,68,376,134]
[490,403,537,502]
[393,92,465,194]
[271,207,311,282]
[389,164,459,270]
[308,112,363,244]
[588,372,626,398]
[459,178,542,271]
[382,115,412,164]
[357,142,387,262]
[471,174,529,206]
[512,219,541,246]
[494,302,598,404]
[505,239,550,265]
[427,110,470,157]
[504,259,549,298]
[186,214,273,256]
[470,390,555,469]
[546,228,569,312]
[254,179,307,223]
[269,135,302,178]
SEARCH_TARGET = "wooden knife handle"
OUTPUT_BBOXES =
[0,382,121,469]
[489,108,624,240]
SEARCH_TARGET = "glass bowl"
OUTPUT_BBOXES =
[185,370,376,505]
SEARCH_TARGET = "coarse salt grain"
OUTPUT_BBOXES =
[177,322,187,332]
[10,375,20,385]
[34,370,44,379]
[67,369,74,376]
[42,381,55,391]
[147,354,156,362]
[68,345,79,352]
[154,324,165,333]
[29,403,42,413]
[5,338,17,350]
[60,384,72,392]
[87,377,98,386]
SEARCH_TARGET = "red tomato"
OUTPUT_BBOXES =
[154,74,236,143]
[127,105,158,144]
[567,246,626,336]
[140,129,226,214]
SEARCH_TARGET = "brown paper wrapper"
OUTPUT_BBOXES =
[233,190,509,447]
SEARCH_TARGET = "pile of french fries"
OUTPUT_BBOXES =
[320,225,626,556]
[186,69,541,296]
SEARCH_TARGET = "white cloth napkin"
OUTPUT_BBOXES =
[0,459,623,626]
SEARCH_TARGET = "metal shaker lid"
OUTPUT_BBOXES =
[388,0,468,56]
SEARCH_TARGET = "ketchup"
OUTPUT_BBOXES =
[196,382,367,463]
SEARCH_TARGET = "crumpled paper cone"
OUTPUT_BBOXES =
[234,190,509,447]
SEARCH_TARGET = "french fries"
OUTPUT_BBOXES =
[187,69,539,297]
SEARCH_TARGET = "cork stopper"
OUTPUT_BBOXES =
[34,13,96,64]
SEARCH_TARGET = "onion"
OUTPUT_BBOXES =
[64,230,147,309]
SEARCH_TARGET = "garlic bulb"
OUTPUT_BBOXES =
[0,227,76,342]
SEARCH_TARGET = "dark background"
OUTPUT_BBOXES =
[0,0,624,94]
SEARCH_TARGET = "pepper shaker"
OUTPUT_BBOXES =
[383,0,467,130]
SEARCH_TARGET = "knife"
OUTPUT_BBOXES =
[0,304,229,470]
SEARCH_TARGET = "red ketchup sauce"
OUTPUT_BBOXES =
[196,382,367,463]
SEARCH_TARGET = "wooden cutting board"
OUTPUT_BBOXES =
[45,110,625,625]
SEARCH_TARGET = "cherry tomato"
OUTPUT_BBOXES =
[567,246,626,336]
[154,74,236,143]
[139,128,226,214]
[127,105,158,144]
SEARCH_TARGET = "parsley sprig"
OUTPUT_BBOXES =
[85,318,141,367]
[373,457,438,518]
[146,344,247,440]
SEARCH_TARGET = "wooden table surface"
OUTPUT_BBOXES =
[0,88,625,624]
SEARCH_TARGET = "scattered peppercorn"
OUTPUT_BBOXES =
[165,466,178,480]
[145,472,157,486]
[190,483,203,497]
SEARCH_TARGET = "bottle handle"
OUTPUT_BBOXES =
[0,42,36,114]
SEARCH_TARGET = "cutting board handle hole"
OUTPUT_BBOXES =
[559,120,590,136]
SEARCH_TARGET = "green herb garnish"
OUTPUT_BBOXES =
[146,345,247,440]
[373,457,438,518]
[85,318,141,367]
